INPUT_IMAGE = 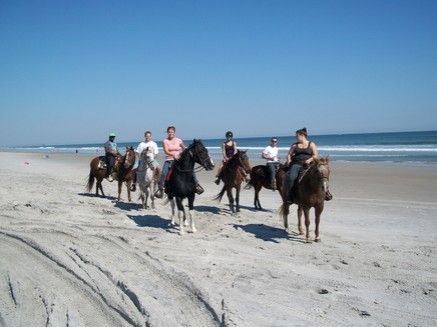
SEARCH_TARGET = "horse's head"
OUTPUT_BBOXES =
[314,156,330,193]
[124,146,136,168]
[188,139,214,171]
[140,146,153,164]
[236,150,251,173]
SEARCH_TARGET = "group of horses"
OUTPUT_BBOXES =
[86,140,331,241]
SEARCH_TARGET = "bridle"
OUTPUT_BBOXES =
[174,143,212,173]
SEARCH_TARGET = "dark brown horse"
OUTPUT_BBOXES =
[279,157,331,242]
[86,154,119,197]
[214,150,251,213]
[247,163,287,210]
[114,147,136,202]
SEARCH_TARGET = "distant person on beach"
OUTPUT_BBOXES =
[262,137,280,190]
[155,126,204,198]
[284,128,332,202]
[131,131,159,192]
[104,132,119,182]
[215,131,238,184]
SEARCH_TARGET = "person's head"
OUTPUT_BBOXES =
[167,126,176,139]
[109,132,116,141]
[295,128,308,143]
[270,137,278,147]
[225,131,233,140]
[144,131,152,142]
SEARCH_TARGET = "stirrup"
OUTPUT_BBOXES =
[154,188,164,199]
[195,184,204,195]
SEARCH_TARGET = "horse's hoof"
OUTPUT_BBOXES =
[179,230,185,236]
[191,227,197,233]
[305,238,312,243]
[315,238,321,243]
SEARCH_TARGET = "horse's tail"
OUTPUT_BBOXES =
[279,201,290,228]
[213,185,226,202]
[86,171,95,192]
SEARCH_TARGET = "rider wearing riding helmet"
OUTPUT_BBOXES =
[215,131,238,184]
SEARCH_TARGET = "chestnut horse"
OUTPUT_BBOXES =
[114,147,136,202]
[279,157,331,242]
[214,150,251,213]
[86,154,118,197]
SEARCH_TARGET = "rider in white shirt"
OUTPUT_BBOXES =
[131,131,159,192]
[262,137,280,190]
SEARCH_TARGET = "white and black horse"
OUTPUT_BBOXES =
[165,139,214,234]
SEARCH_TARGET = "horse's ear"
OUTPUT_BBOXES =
[130,146,134,150]
[325,155,330,163]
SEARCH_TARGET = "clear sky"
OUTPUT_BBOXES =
[1,0,436,146]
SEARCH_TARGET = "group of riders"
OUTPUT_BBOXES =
[103,126,332,204]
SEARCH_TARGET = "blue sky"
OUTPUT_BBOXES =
[1,0,436,146]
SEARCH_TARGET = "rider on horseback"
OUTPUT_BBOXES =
[262,137,280,190]
[104,132,119,182]
[131,131,160,192]
[215,131,238,185]
[155,126,204,199]
[284,128,332,203]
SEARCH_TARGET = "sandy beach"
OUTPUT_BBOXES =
[0,151,436,326]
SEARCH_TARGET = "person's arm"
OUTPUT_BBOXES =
[262,147,272,160]
[305,142,319,164]
[287,144,296,165]
[163,140,173,158]
[221,143,229,161]
[153,142,159,156]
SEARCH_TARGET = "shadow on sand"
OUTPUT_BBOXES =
[77,192,117,201]
[113,201,143,211]
[127,214,173,231]
[232,223,305,243]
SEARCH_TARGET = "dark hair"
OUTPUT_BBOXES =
[271,137,278,141]
[225,131,233,138]
[144,131,152,136]
[296,127,308,137]
[167,126,176,133]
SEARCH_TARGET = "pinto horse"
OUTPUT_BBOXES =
[114,147,136,202]
[279,157,331,242]
[165,139,214,235]
[86,154,119,197]
[214,150,251,213]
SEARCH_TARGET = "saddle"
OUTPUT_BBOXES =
[98,156,107,170]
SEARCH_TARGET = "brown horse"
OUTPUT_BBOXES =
[214,150,251,213]
[86,154,119,197]
[247,163,287,210]
[114,147,136,202]
[279,157,331,242]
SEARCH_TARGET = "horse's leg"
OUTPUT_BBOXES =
[235,185,241,213]
[226,187,235,213]
[150,182,155,209]
[176,197,185,235]
[117,180,122,201]
[314,203,324,242]
[169,198,176,226]
[126,181,132,202]
[254,185,262,210]
[297,206,304,235]
[144,186,149,209]
[99,177,105,197]
[187,194,196,233]
[304,207,311,242]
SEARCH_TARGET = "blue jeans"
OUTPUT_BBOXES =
[266,162,279,184]
[159,160,173,188]
[285,164,302,199]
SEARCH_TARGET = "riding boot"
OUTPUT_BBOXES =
[195,184,204,195]
[325,190,333,201]
[130,183,136,192]
[154,187,164,199]
[107,168,114,182]
[214,177,220,185]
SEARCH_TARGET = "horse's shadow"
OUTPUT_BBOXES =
[127,214,172,231]
[77,192,117,201]
[232,223,304,243]
[114,201,143,211]
[195,205,221,214]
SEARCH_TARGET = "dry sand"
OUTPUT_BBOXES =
[0,152,436,326]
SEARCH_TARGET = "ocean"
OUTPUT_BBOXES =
[4,131,437,165]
